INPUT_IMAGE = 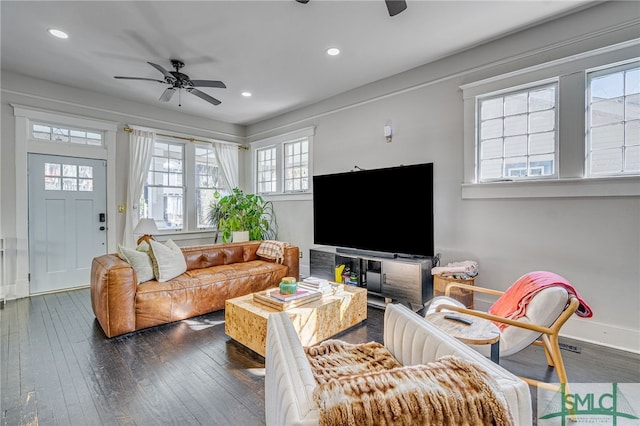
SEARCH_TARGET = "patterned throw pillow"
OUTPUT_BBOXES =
[117,244,155,284]
[148,239,187,282]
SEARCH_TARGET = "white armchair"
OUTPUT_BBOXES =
[265,303,532,425]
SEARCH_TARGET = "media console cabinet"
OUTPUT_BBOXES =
[309,247,434,308]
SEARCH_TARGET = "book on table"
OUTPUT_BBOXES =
[253,288,322,311]
[269,289,312,302]
[303,277,330,288]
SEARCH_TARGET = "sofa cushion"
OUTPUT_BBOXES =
[117,244,154,284]
[148,239,187,282]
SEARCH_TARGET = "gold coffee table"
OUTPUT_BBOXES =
[426,311,501,363]
[225,285,367,357]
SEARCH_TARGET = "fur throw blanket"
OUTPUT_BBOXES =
[305,340,513,426]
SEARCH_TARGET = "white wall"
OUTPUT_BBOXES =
[0,71,245,298]
[247,2,640,353]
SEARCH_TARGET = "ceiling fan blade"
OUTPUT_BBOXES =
[114,76,166,83]
[190,80,227,89]
[147,62,175,81]
[385,0,407,16]
[187,88,221,106]
[159,87,176,102]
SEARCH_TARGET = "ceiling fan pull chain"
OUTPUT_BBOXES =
[179,88,182,107]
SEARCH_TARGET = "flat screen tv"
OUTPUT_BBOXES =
[313,162,434,258]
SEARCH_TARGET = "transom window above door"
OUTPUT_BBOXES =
[32,122,104,146]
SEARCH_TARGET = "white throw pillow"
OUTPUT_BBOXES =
[117,244,155,284]
[148,239,187,282]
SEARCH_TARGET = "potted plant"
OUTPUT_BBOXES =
[206,193,226,244]
[208,187,277,243]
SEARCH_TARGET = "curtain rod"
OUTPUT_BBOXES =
[123,126,248,150]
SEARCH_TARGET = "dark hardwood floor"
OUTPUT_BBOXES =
[2,288,639,425]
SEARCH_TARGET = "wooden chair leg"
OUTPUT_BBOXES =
[533,339,555,367]
[545,334,569,384]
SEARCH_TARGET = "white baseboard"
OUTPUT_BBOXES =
[561,319,640,355]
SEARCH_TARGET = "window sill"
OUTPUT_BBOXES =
[461,176,640,199]
[155,229,215,242]
[261,192,313,202]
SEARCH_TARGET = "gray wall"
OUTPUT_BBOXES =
[247,2,640,352]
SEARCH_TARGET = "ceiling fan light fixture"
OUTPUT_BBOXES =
[47,28,68,39]
[326,47,340,56]
[241,92,252,97]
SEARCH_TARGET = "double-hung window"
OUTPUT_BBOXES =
[195,143,227,228]
[477,83,557,181]
[144,139,184,230]
[283,138,309,192]
[141,135,230,232]
[587,62,640,176]
[251,126,314,198]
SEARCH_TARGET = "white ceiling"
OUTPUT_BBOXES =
[1,1,596,126]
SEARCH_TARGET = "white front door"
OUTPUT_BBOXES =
[28,154,107,294]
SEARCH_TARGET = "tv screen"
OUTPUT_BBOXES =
[313,162,434,257]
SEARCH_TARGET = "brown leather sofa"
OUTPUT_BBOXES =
[90,241,300,338]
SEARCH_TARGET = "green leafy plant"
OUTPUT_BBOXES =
[208,188,277,243]
[206,194,226,244]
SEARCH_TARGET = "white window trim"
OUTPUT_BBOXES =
[11,104,118,298]
[460,39,640,199]
[250,126,315,201]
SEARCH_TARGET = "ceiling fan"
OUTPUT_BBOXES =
[114,59,226,106]
[295,0,407,17]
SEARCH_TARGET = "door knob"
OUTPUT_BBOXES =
[99,226,106,231]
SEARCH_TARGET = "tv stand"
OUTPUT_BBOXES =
[310,247,434,307]
[336,247,397,259]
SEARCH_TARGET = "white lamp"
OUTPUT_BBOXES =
[133,218,159,245]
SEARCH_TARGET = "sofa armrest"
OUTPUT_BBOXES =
[265,312,319,426]
[282,246,300,281]
[383,303,533,426]
[90,254,137,338]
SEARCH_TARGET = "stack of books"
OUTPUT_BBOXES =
[253,288,322,311]
[300,277,332,293]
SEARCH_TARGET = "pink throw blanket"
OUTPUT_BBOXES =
[488,271,593,330]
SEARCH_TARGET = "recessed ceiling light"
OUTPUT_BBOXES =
[241,92,252,97]
[48,28,68,39]
[326,47,340,56]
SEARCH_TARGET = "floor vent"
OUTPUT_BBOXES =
[559,343,581,353]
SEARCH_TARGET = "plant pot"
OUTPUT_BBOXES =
[232,231,249,242]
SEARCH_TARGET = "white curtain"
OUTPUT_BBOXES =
[214,142,239,191]
[123,129,155,247]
